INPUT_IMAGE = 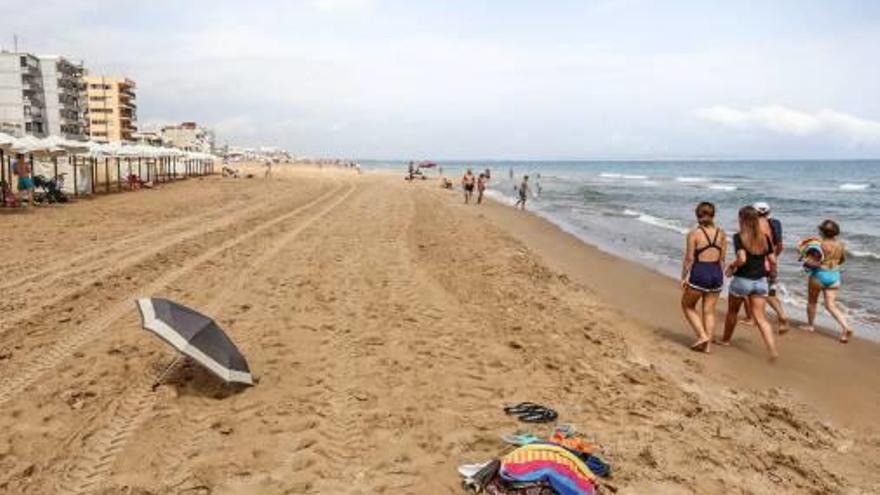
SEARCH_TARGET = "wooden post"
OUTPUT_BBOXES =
[0,149,5,205]
[91,157,96,194]
[53,155,58,180]
[72,155,78,197]
[138,157,142,180]
[104,157,110,193]
[116,157,122,191]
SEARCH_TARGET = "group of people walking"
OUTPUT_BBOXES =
[461,168,492,205]
[680,201,852,359]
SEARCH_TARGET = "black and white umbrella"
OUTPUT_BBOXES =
[136,298,253,386]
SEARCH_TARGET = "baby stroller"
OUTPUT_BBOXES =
[33,175,68,204]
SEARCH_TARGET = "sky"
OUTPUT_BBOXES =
[2,0,880,159]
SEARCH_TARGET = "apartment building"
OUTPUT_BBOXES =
[38,55,86,139]
[83,75,137,142]
[0,51,47,136]
[161,122,214,152]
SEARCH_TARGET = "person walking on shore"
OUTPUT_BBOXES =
[476,173,487,204]
[804,220,853,342]
[755,202,789,333]
[680,202,726,352]
[12,154,33,207]
[462,169,475,204]
[514,175,529,210]
[721,206,779,360]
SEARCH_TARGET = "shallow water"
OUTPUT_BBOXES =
[366,160,880,340]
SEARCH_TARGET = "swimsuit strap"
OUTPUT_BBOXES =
[695,227,722,259]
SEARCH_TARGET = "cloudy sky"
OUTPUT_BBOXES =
[3,0,879,159]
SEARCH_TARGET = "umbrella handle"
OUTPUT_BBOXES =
[152,355,183,390]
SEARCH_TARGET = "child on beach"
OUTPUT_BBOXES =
[804,220,853,342]
[680,202,726,353]
[476,173,487,204]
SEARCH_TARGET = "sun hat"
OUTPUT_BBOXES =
[753,201,771,215]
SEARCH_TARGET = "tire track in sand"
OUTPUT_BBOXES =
[0,189,252,294]
[0,181,349,409]
[0,190,294,336]
[54,182,358,495]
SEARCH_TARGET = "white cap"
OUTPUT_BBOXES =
[753,201,771,215]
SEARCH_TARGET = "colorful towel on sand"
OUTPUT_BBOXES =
[549,431,598,455]
[500,443,597,495]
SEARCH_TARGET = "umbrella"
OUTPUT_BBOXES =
[136,298,253,386]
[418,161,437,168]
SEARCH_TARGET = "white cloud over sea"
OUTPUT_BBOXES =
[2,0,879,158]
[694,105,880,146]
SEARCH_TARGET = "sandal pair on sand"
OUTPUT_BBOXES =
[503,402,558,423]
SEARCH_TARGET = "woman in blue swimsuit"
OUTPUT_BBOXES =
[680,202,726,352]
[805,220,853,342]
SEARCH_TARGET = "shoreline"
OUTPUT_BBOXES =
[462,186,880,432]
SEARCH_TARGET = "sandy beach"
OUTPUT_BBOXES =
[1,166,879,494]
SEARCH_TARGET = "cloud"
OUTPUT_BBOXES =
[313,0,372,13]
[694,105,880,145]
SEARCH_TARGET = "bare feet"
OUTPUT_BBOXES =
[839,328,853,343]
[714,338,731,347]
[778,320,790,335]
[740,318,755,326]
[804,325,816,333]
[690,339,711,353]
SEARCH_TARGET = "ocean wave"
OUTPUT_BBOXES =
[628,210,689,234]
[839,183,871,191]
[676,176,709,183]
[707,183,738,191]
[599,172,649,180]
[849,249,880,261]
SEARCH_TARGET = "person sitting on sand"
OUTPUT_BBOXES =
[476,173,487,204]
[462,169,475,204]
[805,219,853,342]
[680,202,726,353]
[514,175,529,210]
[720,206,779,360]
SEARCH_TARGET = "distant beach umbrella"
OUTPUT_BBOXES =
[136,298,253,385]
[419,161,437,168]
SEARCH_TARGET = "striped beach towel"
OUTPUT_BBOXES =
[499,443,597,495]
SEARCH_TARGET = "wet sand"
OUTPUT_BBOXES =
[0,167,878,494]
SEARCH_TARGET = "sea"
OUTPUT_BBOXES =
[365,160,880,340]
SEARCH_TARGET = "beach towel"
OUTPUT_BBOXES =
[484,476,556,495]
[499,443,598,495]
[798,237,824,263]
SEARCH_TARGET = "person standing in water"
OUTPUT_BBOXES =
[804,220,853,342]
[721,206,779,360]
[461,168,475,204]
[476,173,487,204]
[680,202,726,353]
[754,202,789,333]
[514,175,529,210]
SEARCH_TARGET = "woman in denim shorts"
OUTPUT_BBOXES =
[720,206,779,360]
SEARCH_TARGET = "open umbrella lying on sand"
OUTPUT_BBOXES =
[136,298,253,386]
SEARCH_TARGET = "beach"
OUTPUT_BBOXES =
[1,166,879,494]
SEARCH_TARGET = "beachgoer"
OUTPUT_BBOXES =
[264,160,273,178]
[754,201,789,332]
[12,154,33,207]
[514,175,529,210]
[680,202,726,353]
[805,220,852,342]
[721,206,778,360]
[462,169,475,203]
[477,173,487,204]
[484,168,491,181]
[509,168,514,179]
[408,161,415,181]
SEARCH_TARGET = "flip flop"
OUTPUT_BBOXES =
[519,408,558,423]
[503,402,541,415]
[457,461,491,479]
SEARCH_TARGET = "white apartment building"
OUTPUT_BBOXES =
[38,55,86,139]
[0,52,46,136]
[161,122,214,152]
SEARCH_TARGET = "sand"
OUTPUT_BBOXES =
[1,166,878,494]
